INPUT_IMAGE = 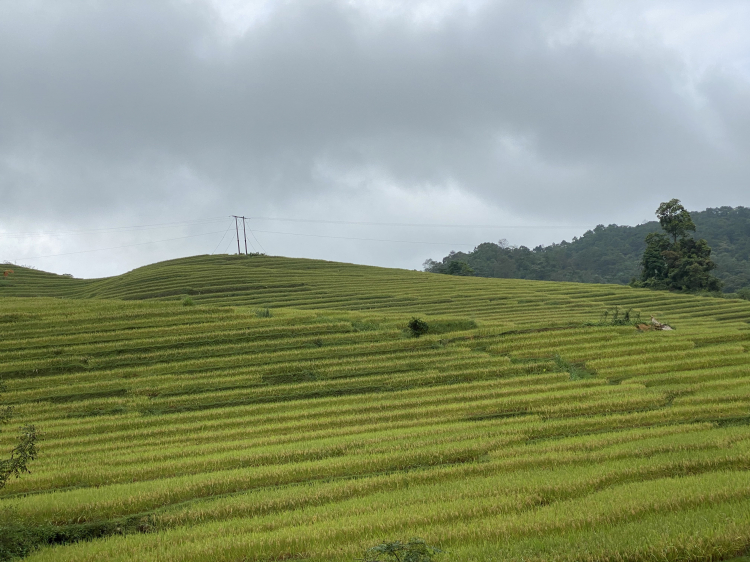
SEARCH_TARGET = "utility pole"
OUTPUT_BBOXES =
[234,216,241,255]
[241,216,248,255]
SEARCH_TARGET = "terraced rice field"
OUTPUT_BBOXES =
[2,254,750,561]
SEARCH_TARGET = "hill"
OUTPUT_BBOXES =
[424,206,750,293]
[2,255,750,561]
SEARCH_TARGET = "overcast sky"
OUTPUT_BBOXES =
[1,0,749,278]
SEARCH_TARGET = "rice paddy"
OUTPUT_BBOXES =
[2,254,750,561]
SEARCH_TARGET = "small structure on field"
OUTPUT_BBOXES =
[637,316,673,331]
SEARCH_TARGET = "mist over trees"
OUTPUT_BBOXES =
[424,206,750,295]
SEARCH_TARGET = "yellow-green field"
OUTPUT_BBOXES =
[2,254,750,561]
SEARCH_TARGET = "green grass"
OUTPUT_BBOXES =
[2,254,750,561]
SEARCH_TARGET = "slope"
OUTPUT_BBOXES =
[2,255,750,561]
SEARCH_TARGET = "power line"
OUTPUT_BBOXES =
[222,234,237,255]
[249,229,475,246]
[210,220,235,254]
[245,217,593,229]
[244,221,259,253]
[244,218,266,254]
[241,217,248,255]
[0,215,593,241]
[3,213,592,263]
[238,216,258,253]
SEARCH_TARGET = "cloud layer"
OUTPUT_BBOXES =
[1,0,749,277]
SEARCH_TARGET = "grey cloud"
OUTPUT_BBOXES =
[1,0,749,275]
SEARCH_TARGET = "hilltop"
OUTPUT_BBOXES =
[425,206,750,293]
[2,255,750,561]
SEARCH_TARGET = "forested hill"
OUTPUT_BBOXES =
[424,206,750,293]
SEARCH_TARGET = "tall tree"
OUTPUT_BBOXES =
[639,232,671,285]
[656,199,696,244]
[636,200,721,292]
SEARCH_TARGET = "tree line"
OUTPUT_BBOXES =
[424,203,748,297]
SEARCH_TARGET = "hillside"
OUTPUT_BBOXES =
[425,206,750,293]
[2,255,750,561]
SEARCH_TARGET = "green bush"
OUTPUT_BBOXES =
[181,297,194,307]
[407,318,429,338]
[0,512,157,561]
[599,306,640,326]
[254,308,272,318]
[362,538,442,562]
[0,517,37,560]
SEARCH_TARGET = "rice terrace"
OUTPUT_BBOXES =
[2,254,750,561]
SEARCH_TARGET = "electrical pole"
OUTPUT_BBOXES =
[241,216,248,255]
[234,216,241,255]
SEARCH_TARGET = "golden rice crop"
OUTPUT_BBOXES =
[3,255,750,561]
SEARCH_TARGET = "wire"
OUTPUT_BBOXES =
[245,219,266,254]
[222,234,236,255]
[245,217,592,229]
[244,232,257,253]
[0,215,594,241]
[3,214,590,262]
[210,220,235,255]
[250,229,475,246]
[13,230,228,260]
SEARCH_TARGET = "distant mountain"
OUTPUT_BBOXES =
[424,206,750,293]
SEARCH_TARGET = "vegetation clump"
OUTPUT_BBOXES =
[362,539,442,562]
[407,317,429,337]
[254,307,272,318]
[423,257,473,276]
[599,306,641,326]
[181,296,195,307]
[0,511,155,560]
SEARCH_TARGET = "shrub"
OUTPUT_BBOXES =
[407,318,429,338]
[600,306,640,326]
[181,297,195,307]
[362,538,442,562]
[254,308,272,318]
